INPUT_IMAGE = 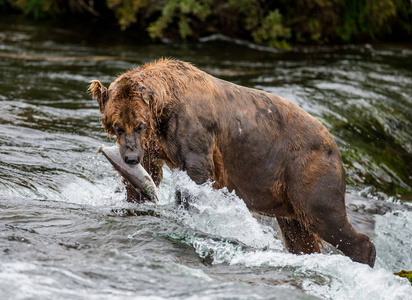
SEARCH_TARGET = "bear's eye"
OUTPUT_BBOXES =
[114,124,125,136]
[134,123,144,133]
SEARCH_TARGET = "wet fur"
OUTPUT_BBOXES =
[89,58,376,267]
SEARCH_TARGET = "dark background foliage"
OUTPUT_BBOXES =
[1,0,411,48]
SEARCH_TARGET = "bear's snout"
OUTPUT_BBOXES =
[124,154,141,165]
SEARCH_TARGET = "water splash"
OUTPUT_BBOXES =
[170,169,283,251]
[230,252,411,300]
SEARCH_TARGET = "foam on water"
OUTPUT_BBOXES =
[0,151,127,207]
[231,252,411,300]
[0,260,201,300]
[374,210,412,271]
[59,176,126,206]
[160,170,412,300]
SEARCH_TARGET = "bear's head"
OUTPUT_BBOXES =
[89,77,156,165]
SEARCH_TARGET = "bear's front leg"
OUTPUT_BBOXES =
[182,151,215,185]
[169,118,217,204]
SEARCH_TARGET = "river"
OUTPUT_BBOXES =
[0,20,411,300]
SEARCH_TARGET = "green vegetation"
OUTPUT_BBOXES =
[2,0,411,48]
[146,0,213,40]
[4,0,60,18]
[394,270,412,284]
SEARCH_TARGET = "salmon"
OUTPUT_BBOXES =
[96,144,158,203]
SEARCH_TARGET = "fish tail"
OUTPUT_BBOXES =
[94,144,104,157]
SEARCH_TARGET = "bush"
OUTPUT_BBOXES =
[2,0,411,48]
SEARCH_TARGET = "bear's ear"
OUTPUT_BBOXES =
[138,86,154,105]
[88,80,108,113]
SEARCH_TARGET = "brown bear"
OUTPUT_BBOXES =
[89,58,376,267]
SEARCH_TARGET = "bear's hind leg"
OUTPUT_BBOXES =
[277,217,321,254]
[308,210,376,267]
[290,175,376,267]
